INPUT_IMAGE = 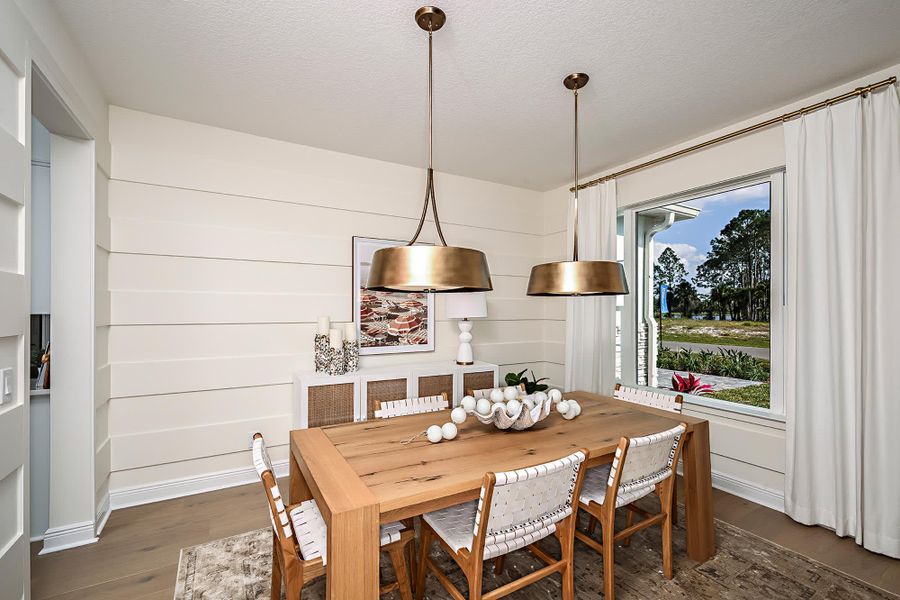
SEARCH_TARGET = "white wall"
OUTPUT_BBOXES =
[541,64,900,510]
[105,107,557,499]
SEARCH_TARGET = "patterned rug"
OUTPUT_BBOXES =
[174,513,898,599]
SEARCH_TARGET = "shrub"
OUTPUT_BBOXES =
[657,348,769,382]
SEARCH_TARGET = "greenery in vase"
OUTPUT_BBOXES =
[504,369,549,394]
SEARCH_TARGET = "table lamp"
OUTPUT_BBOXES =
[445,292,488,365]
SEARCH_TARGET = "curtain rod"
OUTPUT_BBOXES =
[570,75,897,192]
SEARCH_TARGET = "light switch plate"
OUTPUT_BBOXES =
[0,367,12,405]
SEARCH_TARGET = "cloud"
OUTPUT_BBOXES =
[654,242,706,279]
[683,182,769,210]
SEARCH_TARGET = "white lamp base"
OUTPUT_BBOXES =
[456,319,474,365]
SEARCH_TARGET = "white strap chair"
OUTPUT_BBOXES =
[252,433,415,599]
[576,424,687,600]
[415,449,588,600]
[374,392,449,418]
[614,383,684,412]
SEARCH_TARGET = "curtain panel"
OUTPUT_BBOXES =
[564,180,618,394]
[784,85,900,558]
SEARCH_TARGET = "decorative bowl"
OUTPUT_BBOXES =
[473,396,553,431]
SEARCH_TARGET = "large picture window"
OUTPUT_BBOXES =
[618,171,784,415]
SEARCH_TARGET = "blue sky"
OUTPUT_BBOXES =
[650,182,770,286]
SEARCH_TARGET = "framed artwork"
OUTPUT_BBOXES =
[352,236,435,355]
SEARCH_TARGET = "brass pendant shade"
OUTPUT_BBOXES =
[526,73,629,297]
[366,6,492,294]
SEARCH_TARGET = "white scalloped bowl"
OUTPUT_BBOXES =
[473,397,553,431]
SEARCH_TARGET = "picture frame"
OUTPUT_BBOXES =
[352,236,435,355]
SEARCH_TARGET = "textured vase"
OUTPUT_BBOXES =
[314,334,329,373]
[343,340,360,373]
[325,346,345,376]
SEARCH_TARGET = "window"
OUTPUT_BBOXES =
[618,171,784,415]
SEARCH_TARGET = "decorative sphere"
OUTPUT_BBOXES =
[441,422,458,440]
[569,400,582,417]
[489,388,505,403]
[476,398,493,415]
[563,409,577,420]
[534,391,548,404]
[503,386,519,402]
[461,395,477,413]
[548,389,563,403]
[450,407,467,424]
[556,400,571,415]
[522,398,535,410]
[505,399,522,417]
[426,425,443,443]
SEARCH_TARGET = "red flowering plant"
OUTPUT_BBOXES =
[671,372,713,396]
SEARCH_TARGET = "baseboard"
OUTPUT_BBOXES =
[95,493,111,536]
[711,470,784,513]
[39,521,99,554]
[110,459,289,511]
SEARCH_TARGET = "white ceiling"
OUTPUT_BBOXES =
[53,0,900,191]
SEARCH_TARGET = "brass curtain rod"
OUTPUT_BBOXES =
[570,75,897,192]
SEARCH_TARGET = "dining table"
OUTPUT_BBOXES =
[289,390,716,600]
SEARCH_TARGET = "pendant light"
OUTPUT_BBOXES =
[366,6,492,293]
[527,73,629,296]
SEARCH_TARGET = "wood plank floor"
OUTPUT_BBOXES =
[31,480,900,599]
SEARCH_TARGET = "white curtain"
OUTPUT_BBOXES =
[564,180,618,394]
[784,85,900,558]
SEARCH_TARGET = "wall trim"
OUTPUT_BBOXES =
[95,492,111,536]
[711,470,784,513]
[39,521,99,555]
[110,459,289,511]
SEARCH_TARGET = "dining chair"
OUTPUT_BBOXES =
[252,433,415,600]
[373,391,449,418]
[415,449,588,600]
[466,383,525,399]
[611,383,684,524]
[575,423,687,600]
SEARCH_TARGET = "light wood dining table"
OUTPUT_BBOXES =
[289,390,716,600]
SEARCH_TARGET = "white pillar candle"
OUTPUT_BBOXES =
[329,328,344,349]
[344,322,357,342]
[317,316,331,335]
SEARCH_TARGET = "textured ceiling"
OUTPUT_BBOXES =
[53,0,900,191]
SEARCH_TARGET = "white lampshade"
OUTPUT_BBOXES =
[445,292,488,319]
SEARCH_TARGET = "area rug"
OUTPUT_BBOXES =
[174,514,898,599]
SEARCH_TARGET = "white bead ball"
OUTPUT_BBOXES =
[476,398,493,415]
[503,386,519,401]
[569,400,581,417]
[461,395,477,413]
[534,391,548,404]
[548,389,563,403]
[450,406,467,424]
[522,398,535,410]
[489,388,505,403]
[556,400,571,415]
[426,425,443,443]
[505,399,521,417]
[441,422,458,440]
[563,409,577,420]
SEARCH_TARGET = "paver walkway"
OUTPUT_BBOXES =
[656,368,759,391]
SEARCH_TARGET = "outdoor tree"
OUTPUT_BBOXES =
[654,246,688,290]
[695,209,770,321]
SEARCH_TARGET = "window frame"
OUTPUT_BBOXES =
[617,169,786,419]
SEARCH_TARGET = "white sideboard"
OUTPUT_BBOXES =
[291,361,499,429]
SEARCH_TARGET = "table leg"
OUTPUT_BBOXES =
[682,422,716,561]
[326,503,380,599]
[289,449,313,504]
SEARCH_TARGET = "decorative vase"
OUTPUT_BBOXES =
[314,334,329,373]
[325,346,345,376]
[343,340,360,373]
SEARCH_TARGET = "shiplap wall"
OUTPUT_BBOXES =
[106,106,558,494]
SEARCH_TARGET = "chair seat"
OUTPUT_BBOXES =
[422,500,559,560]
[579,464,657,508]
[289,500,406,565]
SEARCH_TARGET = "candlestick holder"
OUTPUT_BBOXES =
[343,340,360,373]
[314,334,329,373]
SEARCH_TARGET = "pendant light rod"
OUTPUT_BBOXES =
[572,84,579,261]
[406,13,447,247]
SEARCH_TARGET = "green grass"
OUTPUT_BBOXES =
[708,384,770,408]
[660,318,770,349]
